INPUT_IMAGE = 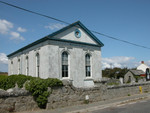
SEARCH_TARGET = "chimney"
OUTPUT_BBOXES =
[141,61,144,64]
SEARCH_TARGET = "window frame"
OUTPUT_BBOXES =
[85,53,92,78]
[18,58,21,74]
[26,56,29,75]
[11,60,13,75]
[61,51,69,78]
[36,53,40,77]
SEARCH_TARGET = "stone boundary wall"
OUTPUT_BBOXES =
[0,87,39,113]
[1,82,150,112]
[47,82,150,109]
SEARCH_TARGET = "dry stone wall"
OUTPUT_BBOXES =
[46,82,150,109]
[0,87,39,113]
[1,82,150,112]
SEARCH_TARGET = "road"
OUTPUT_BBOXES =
[91,98,150,113]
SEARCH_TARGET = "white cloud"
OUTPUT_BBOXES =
[17,27,27,32]
[0,53,8,72]
[0,19,13,34]
[143,60,150,67]
[10,32,25,41]
[45,23,66,30]
[0,53,8,64]
[102,56,136,69]
[0,19,26,41]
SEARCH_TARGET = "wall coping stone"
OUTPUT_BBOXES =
[107,82,150,89]
[0,88,30,98]
[1,81,150,98]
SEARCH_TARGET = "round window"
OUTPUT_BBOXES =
[74,29,81,38]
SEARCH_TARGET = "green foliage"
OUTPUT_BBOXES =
[127,79,131,83]
[0,74,33,90]
[25,78,49,108]
[0,74,63,109]
[45,78,63,87]
[107,82,119,86]
[134,76,144,82]
[25,78,63,108]
[0,75,8,89]
[144,91,148,93]
[36,91,50,108]
[84,100,89,104]
[102,67,129,79]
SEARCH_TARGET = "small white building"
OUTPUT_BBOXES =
[137,61,150,73]
[7,21,104,88]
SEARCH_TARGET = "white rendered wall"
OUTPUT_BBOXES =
[8,41,50,79]
[137,64,150,72]
[47,41,102,88]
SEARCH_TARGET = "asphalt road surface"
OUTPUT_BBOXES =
[91,98,150,113]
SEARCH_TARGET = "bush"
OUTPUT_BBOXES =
[25,77,63,108]
[0,74,63,109]
[15,75,35,88]
[25,78,49,108]
[0,75,8,89]
[45,78,63,87]
[36,91,50,108]
[0,74,34,90]
[134,76,144,82]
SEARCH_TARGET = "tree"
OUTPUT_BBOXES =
[102,67,128,79]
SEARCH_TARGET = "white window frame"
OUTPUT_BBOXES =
[18,58,21,74]
[11,60,13,75]
[85,53,92,78]
[36,53,40,77]
[26,56,29,75]
[61,51,70,79]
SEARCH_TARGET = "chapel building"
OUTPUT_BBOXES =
[7,21,104,88]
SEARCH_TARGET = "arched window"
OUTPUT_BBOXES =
[85,54,91,77]
[18,59,21,74]
[11,61,13,75]
[26,56,29,75]
[36,53,40,77]
[62,52,68,77]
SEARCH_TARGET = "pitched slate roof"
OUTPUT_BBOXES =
[7,21,104,57]
[130,70,145,76]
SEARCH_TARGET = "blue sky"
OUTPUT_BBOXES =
[0,0,150,72]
